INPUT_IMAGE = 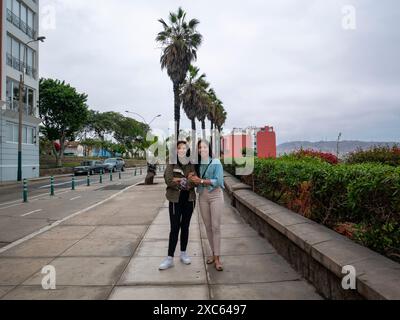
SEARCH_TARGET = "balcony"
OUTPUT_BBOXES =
[6,9,36,40]
[6,53,37,79]
[6,100,37,118]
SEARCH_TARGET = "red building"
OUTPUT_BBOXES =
[222,126,277,159]
[257,126,277,159]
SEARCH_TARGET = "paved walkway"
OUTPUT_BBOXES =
[0,175,321,300]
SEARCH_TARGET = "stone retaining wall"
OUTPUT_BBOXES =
[223,172,400,300]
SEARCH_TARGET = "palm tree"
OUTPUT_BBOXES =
[196,82,211,140]
[206,88,227,155]
[181,65,205,133]
[181,65,209,149]
[156,7,203,139]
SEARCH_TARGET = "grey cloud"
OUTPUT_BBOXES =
[39,0,400,144]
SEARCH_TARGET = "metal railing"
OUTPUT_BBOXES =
[6,53,37,79]
[6,9,36,40]
[6,100,37,118]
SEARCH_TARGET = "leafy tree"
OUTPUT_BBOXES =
[39,78,89,167]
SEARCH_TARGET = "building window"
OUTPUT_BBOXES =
[6,0,36,39]
[6,78,36,117]
[5,122,37,145]
[6,34,37,79]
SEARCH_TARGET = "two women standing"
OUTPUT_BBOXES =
[159,140,225,272]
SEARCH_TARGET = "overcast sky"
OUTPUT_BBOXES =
[39,0,400,144]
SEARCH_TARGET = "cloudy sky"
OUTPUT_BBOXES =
[39,0,400,144]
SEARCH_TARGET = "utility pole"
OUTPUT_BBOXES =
[337,132,342,159]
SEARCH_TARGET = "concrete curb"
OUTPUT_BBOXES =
[224,171,400,300]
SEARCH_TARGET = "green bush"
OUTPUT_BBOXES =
[346,145,400,166]
[224,157,400,262]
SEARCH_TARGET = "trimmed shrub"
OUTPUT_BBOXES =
[346,145,400,166]
[291,149,339,165]
[224,157,400,262]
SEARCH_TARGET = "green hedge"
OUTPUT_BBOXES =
[345,145,400,166]
[224,157,400,262]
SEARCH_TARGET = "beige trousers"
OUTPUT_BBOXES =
[199,187,224,256]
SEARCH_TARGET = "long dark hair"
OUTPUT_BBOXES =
[176,140,190,167]
[195,140,213,176]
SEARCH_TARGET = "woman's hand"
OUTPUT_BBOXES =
[189,176,203,185]
[173,178,182,184]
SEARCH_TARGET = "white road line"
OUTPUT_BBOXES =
[21,209,43,217]
[0,190,70,211]
[70,196,82,201]
[39,179,85,189]
[0,180,143,254]
[0,193,48,207]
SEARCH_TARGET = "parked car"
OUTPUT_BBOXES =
[104,158,125,172]
[74,161,108,176]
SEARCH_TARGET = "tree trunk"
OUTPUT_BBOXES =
[57,135,66,168]
[51,143,60,167]
[201,120,206,140]
[173,83,181,140]
[191,119,197,163]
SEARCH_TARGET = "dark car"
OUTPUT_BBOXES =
[104,158,125,172]
[74,161,108,176]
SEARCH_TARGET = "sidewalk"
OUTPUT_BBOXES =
[0,175,321,300]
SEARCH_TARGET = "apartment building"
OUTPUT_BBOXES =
[0,0,40,182]
[222,126,277,159]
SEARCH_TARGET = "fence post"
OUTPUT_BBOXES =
[100,170,103,184]
[110,170,113,182]
[50,176,55,196]
[72,176,75,190]
[87,173,90,187]
[23,179,28,203]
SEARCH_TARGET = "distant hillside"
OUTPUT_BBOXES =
[277,141,399,157]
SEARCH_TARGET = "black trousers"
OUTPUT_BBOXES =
[168,191,195,257]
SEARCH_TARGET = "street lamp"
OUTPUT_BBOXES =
[125,110,162,127]
[17,36,46,181]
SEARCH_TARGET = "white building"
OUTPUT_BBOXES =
[0,0,41,182]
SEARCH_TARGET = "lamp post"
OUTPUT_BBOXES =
[17,36,46,182]
[125,110,161,128]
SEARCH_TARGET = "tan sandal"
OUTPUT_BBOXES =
[215,261,224,272]
[206,257,215,265]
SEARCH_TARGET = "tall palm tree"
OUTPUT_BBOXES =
[196,81,211,140]
[156,7,203,139]
[180,66,210,140]
[181,65,206,133]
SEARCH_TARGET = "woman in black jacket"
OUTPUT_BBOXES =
[159,141,197,271]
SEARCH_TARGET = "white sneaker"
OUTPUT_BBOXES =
[180,252,192,265]
[159,257,174,270]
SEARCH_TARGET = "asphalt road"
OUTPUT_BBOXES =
[0,169,154,249]
[0,169,146,206]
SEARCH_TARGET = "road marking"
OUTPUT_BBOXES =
[0,180,143,254]
[70,196,82,201]
[21,209,43,217]
[39,179,85,189]
[0,193,48,207]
